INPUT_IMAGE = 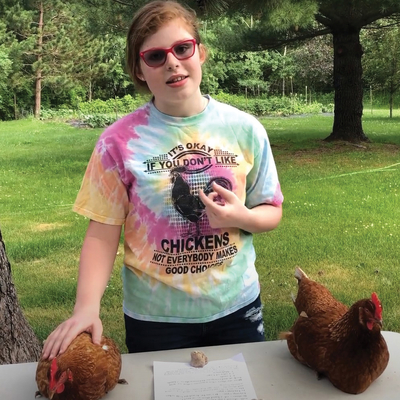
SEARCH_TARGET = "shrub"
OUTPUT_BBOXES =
[82,114,118,128]
[77,94,149,115]
[214,92,334,116]
[39,92,334,127]
[40,108,76,120]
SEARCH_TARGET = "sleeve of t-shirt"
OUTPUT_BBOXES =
[245,118,283,209]
[73,147,129,225]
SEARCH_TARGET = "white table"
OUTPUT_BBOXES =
[1,331,399,399]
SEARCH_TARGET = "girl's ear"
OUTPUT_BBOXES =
[135,66,146,81]
[198,44,207,65]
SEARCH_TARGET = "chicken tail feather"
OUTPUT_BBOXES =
[278,331,292,340]
[299,311,308,317]
[294,266,308,282]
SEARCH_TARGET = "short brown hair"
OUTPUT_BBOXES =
[126,1,202,93]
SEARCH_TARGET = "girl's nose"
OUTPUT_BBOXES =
[165,52,179,69]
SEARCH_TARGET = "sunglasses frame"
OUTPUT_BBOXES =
[139,38,197,68]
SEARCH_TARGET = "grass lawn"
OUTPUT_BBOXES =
[0,110,399,352]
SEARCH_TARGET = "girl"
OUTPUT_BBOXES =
[42,0,283,358]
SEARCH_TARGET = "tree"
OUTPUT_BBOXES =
[193,0,400,142]
[93,35,133,100]
[362,25,400,118]
[0,14,34,120]
[82,0,149,34]
[198,16,294,96]
[0,23,13,119]
[290,35,333,94]
[3,0,111,117]
[0,228,42,364]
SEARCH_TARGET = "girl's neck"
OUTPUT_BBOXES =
[153,91,208,117]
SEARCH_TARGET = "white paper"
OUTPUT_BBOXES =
[153,353,257,400]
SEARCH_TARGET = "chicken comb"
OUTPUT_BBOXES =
[371,292,382,320]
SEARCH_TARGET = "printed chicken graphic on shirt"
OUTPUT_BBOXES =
[35,333,127,400]
[280,267,389,394]
[170,166,232,236]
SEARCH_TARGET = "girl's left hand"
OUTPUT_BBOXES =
[199,182,246,229]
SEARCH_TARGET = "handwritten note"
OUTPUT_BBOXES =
[153,353,257,399]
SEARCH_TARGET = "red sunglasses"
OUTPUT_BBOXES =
[139,39,197,68]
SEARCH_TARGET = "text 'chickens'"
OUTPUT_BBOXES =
[161,233,230,253]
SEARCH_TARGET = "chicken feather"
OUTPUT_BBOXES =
[36,332,126,400]
[292,266,348,317]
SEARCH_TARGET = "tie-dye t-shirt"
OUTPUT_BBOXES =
[73,96,283,323]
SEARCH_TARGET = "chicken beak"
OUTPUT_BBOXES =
[48,389,55,400]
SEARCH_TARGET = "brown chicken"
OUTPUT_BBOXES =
[280,267,390,394]
[35,332,127,400]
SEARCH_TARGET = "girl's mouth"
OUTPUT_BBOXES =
[167,76,188,84]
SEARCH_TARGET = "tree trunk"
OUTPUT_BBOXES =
[14,93,17,120]
[325,27,369,142]
[89,79,92,102]
[282,46,287,96]
[0,229,42,365]
[34,1,44,119]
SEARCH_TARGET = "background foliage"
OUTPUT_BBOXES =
[0,0,399,121]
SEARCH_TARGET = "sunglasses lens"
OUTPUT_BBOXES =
[144,50,166,67]
[173,41,195,59]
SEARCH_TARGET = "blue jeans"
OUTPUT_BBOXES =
[124,295,265,353]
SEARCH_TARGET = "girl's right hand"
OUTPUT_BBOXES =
[41,220,121,360]
[41,311,103,360]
